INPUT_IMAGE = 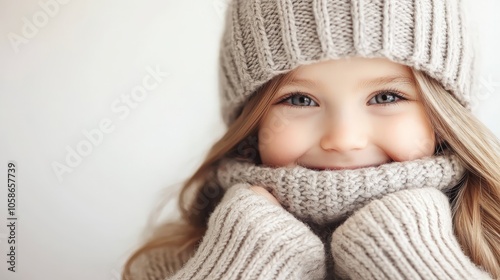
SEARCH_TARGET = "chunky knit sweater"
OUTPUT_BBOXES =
[130,155,493,279]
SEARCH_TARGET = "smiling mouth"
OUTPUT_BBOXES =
[306,162,392,171]
[309,166,368,171]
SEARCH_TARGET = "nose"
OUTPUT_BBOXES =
[320,115,368,152]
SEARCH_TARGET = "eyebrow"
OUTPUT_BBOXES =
[357,75,415,89]
[284,75,415,90]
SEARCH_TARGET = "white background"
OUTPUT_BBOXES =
[0,0,499,279]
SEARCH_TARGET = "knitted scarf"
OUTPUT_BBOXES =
[216,154,466,225]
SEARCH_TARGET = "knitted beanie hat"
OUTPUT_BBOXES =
[218,0,476,126]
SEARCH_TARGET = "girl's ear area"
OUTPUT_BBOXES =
[245,134,262,164]
[229,134,262,164]
[249,134,262,164]
[434,133,450,155]
[255,135,263,164]
[434,131,442,144]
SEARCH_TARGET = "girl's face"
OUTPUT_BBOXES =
[258,57,436,170]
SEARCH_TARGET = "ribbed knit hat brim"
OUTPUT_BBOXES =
[218,0,475,125]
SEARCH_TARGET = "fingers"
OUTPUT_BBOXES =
[249,186,282,207]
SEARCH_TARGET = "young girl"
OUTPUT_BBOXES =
[123,0,500,279]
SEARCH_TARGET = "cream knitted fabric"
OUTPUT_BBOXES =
[127,156,489,280]
[131,184,327,280]
[130,247,192,279]
[331,187,493,279]
[129,156,491,280]
[218,0,476,125]
[216,154,465,224]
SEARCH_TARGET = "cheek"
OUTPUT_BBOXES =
[379,111,436,161]
[258,127,302,167]
[258,121,311,167]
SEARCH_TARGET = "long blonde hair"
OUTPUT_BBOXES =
[122,67,500,279]
[413,70,500,277]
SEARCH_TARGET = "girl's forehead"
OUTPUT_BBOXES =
[295,57,411,76]
[286,57,414,88]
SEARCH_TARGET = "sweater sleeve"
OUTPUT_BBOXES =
[141,183,327,280]
[330,187,493,280]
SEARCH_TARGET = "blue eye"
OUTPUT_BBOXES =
[280,93,318,107]
[368,92,406,105]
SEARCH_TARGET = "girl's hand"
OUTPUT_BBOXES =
[249,185,282,207]
[330,188,493,280]
[173,183,327,280]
